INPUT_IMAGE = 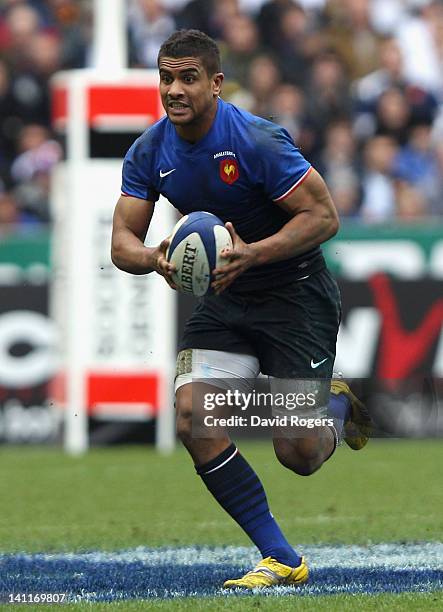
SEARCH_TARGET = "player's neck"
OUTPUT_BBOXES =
[174,99,218,144]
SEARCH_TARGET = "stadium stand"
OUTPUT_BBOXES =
[0,0,442,230]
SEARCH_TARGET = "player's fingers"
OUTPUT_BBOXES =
[212,269,240,292]
[213,267,232,279]
[158,253,172,267]
[213,268,225,277]
[214,279,233,294]
[219,248,233,259]
[159,238,170,253]
[225,221,234,233]
[158,258,176,277]
[157,257,167,272]
[225,222,238,243]
[160,265,177,288]
[213,258,243,276]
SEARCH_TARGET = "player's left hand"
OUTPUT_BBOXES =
[212,222,255,294]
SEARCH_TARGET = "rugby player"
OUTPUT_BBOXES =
[111,29,371,589]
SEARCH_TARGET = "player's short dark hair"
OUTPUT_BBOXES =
[158,29,221,77]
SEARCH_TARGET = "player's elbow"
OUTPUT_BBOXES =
[325,195,340,237]
[327,213,339,239]
[110,242,120,268]
[111,251,121,270]
[318,207,339,242]
[110,236,125,271]
[313,194,339,242]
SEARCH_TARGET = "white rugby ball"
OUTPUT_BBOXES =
[166,211,233,296]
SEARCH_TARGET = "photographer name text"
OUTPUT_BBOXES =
[203,415,334,428]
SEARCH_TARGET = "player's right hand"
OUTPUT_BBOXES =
[151,238,177,290]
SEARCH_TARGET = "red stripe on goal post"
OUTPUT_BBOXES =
[88,85,161,124]
[87,372,160,415]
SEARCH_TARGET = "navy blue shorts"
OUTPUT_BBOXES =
[179,268,341,379]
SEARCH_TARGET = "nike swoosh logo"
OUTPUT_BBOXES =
[311,358,328,369]
[159,168,176,178]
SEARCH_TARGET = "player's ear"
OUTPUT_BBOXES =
[212,72,224,97]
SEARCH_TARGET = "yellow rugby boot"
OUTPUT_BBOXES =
[223,556,308,589]
[330,377,372,450]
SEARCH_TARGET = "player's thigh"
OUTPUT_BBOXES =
[179,291,255,356]
[175,348,260,436]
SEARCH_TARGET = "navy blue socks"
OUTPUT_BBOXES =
[327,392,351,447]
[196,443,301,567]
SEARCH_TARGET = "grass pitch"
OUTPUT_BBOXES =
[1,440,442,608]
[2,439,442,551]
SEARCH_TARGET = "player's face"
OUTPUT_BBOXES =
[158,56,223,131]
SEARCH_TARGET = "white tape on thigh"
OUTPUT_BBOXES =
[175,349,260,393]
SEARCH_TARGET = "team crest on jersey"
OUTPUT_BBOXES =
[219,158,239,185]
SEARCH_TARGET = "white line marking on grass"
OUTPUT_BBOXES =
[3,543,442,569]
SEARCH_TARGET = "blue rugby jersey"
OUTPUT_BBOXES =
[121,98,325,291]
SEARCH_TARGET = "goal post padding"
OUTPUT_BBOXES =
[50,70,176,454]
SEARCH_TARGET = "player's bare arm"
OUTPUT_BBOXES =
[111,195,176,288]
[262,168,339,261]
[212,168,338,293]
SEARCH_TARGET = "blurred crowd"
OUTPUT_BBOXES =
[0,0,443,231]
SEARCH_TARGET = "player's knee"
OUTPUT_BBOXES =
[275,451,320,476]
[274,439,322,476]
[291,460,321,477]
[175,393,193,445]
[176,413,192,443]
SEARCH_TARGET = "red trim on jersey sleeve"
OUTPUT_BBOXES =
[273,166,313,203]
[121,192,148,200]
